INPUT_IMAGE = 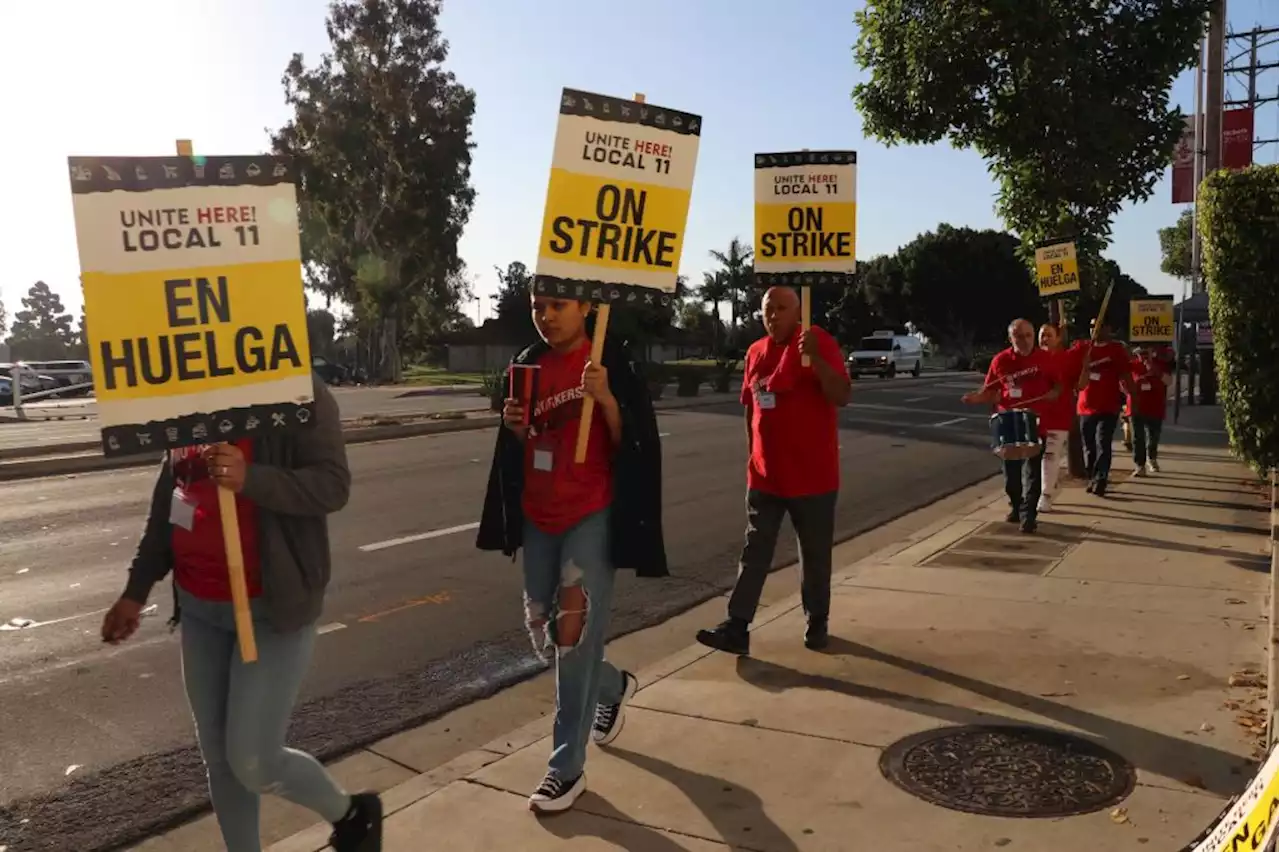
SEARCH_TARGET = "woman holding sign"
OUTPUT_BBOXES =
[476,292,666,814]
[100,376,383,852]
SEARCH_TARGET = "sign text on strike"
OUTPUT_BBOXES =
[758,207,853,259]
[547,184,677,267]
[98,276,303,391]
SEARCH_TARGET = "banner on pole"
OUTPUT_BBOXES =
[1172,114,1197,204]
[1033,239,1080,298]
[533,88,701,305]
[752,150,857,287]
[1222,108,1255,170]
[68,155,313,457]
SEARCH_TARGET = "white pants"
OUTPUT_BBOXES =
[1041,430,1069,501]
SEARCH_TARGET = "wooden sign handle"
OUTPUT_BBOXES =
[573,93,645,465]
[178,138,258,664]
[800,287,812,367]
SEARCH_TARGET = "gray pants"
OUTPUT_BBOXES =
[728,489,838,625]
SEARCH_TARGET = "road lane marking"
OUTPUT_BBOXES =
[904,396,929,403]
[357,591,452,623]
[317,622,347,636]
[932,417,967,427]
[359,521,480,552]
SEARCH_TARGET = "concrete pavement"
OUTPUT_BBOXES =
[0,375,1003,851]
[248,408,1274,852]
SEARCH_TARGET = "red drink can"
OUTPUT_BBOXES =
[509,364,540,426]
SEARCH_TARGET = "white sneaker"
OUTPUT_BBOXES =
[1036,497,1051,514]
[529,772,585,814]
[1146,460,1159,474]
[1131,466,1147,478]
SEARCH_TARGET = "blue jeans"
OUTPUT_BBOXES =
[179,589,350,852]
[522,508,624,780]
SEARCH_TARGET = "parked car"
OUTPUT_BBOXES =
[0,377,12,406]
[18,360,94,395]
[0,364,58,395]
[311,355,350,386]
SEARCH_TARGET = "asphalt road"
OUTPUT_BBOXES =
[0,386,490,453]
[0,375,997,851]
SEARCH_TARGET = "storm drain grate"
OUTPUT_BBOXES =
[923,550,1057,575]
[880,725,1136,817]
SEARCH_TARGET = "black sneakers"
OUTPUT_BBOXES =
[804,621,829,651]
[1020,516,1037,534]
[528,772,586,814]
[1005,509,1020,523]
[696,619,750,655]
[330,792,382,851]
[592,670,638,746]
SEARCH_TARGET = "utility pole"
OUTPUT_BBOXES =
[1225,25,1280,147]
[1203,0,1227,181]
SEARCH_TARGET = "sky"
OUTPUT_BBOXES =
[1,0,1276,330]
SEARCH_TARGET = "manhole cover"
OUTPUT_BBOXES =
[879,725,1135,818]
[923,550,1056,574]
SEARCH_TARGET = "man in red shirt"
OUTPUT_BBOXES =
[696,286,851,655]
[962,319,1063,533]
[1072,320,1136,496]
[1127,346,1173,476]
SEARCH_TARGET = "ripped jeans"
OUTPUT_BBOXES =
[523,507,624,781]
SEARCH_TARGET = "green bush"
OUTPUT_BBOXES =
[481,369,506,412]
[1198,164,1279,476]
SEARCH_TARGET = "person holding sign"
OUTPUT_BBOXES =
[476,292,666,814]
[1126,346,1173,476]
[961,319,1063,534]
[1071,319,1135,497]
[695,287,850,656]
[1036,323,1080,513]
[100,376,384,852]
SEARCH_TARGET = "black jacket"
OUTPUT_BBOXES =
[475,337,668,578]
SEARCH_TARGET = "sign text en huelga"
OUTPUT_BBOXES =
[1034,240,1080,298]
[69,155,313,456]
[753,151,857,286]
[534,89,701,300]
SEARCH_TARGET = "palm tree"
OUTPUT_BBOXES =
[699,270,731,354]
[708,237,754,337]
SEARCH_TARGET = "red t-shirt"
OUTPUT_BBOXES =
[1037,347,1081,432]
[172,440,263,602]
[521,340,614,534]
[1126,357,1170,420]
[1075,340,1130,415]
[741,327,848,498]
[984,347,1059,438]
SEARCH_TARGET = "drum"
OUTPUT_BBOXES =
[990,410,1041,460]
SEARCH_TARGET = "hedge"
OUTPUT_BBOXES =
[1197,164,1279,476]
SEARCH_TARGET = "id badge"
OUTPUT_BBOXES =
[532,446,554,472]
[758,391,777,410]
[1008,386,1023,399]
[1089,371,1101,382]
[169,488,197,531]
[1140,382,1151,391]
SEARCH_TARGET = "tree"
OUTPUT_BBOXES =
[825,256,900,343]
[73,311,89,359]
[1158,208,1195,284]
[272,0,477,382]
[6,281,75,360]
[0,295,7,339]
[307,308,338,358]
[697,270,731,353]
[853,1,1208,258]
[894,226,1044,357]
[490,261,534,332]
[708,238,753,331]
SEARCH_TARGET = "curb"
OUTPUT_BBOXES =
[265,477,1008,852]
[0,395,741,482]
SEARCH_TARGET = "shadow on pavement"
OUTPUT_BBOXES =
[735,641,1253,799]
[1066,505,1265,538]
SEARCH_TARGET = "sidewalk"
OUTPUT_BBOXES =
[256,407,1274,851]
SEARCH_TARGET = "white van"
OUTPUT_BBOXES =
[846,330,923,378]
